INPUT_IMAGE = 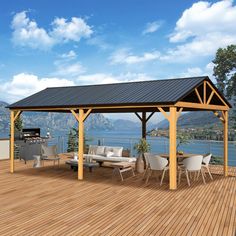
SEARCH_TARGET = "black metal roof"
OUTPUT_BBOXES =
[7,76,230,110]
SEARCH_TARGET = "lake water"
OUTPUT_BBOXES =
[1,130,235,166]
[54,129,235,166]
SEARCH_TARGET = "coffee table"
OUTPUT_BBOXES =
[66,160,99,172]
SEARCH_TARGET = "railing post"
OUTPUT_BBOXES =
[223,111,228,177]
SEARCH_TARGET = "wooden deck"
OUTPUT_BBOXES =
[0,158,235,236]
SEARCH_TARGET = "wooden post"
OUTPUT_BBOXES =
[142,112,146,139]
[169,107,177,190]
[10,111,15,173]
[223,110,228,177]
[78,109,84,180]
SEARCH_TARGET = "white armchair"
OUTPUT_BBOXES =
[41,145,60,167]
[178,155,205,186]
[145,154,169,185]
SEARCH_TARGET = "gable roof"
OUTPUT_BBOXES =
[7,76,231,110]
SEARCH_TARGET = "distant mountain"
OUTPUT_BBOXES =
[156,111,220,129]
[111,119,140,131]
[0,101,114,136]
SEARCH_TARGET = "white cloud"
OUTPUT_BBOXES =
[53,50,85,77]
[77,72,153,85]
[181,62,215,80]
[164,0,236,62]
[51,17,93,42]
[59,50,77,60]
[181,67,204,77]
[0,73,74,103]
[142,21,162,35]
[110,48,160,65]
[11,11,93,50]
[11,11,54,50]
[54,62,85,77]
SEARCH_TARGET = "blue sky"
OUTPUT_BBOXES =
[0,0,236,121]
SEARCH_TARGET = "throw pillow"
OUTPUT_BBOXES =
[106,151,114,157]
[112,147,123,157]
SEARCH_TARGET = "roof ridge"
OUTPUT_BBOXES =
[45,76,208,90]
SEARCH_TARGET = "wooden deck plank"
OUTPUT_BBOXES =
[0,159,235,236]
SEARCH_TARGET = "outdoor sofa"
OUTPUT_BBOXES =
[69,145,136,165]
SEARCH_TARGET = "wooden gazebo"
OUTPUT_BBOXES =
[7,76,231,190]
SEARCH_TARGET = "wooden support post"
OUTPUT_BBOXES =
[78,109,84,180]
[203,81,206,104]
[223,110,228,177]
[169,107,177,190]
[10,111,15,173]
[142,112,146,139]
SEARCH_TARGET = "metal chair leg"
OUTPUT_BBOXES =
[185,170,190,186]
[201,169,206,184]
[160,169,166,186]
[145,170,152,185]
[207,166,213,180]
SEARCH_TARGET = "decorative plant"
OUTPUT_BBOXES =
[134,138,151,170]
[134,138,151,156]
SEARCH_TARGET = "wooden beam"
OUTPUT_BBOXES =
[157,107,170,121]
[207,91,215,105]
[206,81,228,107]
[169,107,177,190]
[221,111,226,121]
[13,110,22,122]
[78,109,84,180]
[83,109,92,122]
[15,104,170,112]
[70,110,80,122]
[146,112,155,122]
[204,81,207,104]
[195,88,203,104]
[142,112,146,139]
[134,112,143,121]
[175,101,229,111]
[213,111,225,123]
[223,111,228,177]
[10,111,14,173]
[176,107,183,121]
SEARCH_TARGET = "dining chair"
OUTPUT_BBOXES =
[145,154,169,185]
[143,153,150,180]
[202,153,213,180]
[178,155,205,186]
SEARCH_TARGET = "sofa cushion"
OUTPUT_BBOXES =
[105,151,114,157]
[96,146,105,155]
[112,147,123,157]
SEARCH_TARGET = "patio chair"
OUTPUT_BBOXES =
[41,145,60,167]
[145,154,169,185]
[178,155,205,186]
[202,153,213,180]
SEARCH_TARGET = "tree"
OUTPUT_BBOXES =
[213,45,236,98]
[14,116,23,132]
[66,127,92,153]
[67,128,78,153]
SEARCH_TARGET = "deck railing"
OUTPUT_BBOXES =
[48,135,236,167]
